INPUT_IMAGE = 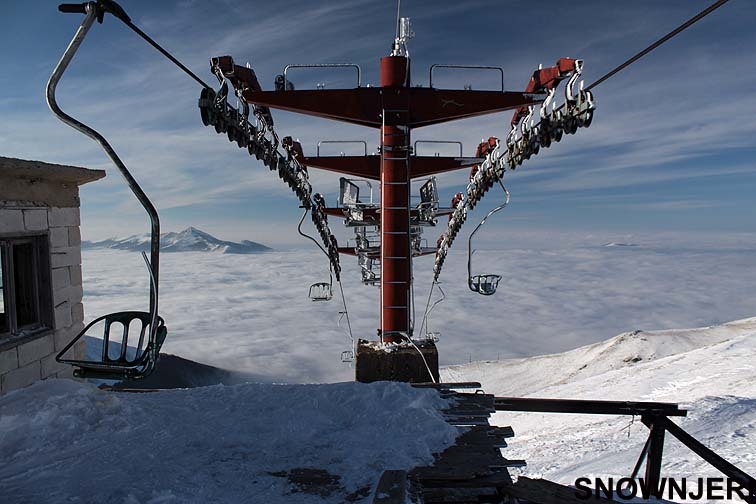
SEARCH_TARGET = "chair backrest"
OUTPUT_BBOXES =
[98,311,166,365]
[309,282,333,301]
[470,274,501,296]
[339,178,361,207]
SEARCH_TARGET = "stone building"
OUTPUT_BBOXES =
[0,156,104,394]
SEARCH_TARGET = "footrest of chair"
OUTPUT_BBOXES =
[74,367,140,380]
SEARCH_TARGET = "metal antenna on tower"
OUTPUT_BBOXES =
[392,0,413,57]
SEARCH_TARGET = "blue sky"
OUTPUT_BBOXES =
[1,0,754,245]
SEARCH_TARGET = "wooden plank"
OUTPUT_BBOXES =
[495,396,687,417]
[408,387,521,502]
[412,381,482,389]
[457,425,515,441]
[443,417,491,426]
[413,470,513,489]
[444,405,493,414]
[442,410,492,418]
[642,416,666,495]
[419,486,500,503]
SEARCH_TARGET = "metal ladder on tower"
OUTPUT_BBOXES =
[380,107,412,341]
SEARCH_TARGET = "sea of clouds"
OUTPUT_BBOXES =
[80,230,756,383]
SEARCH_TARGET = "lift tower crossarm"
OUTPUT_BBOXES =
[241,60,545,345]
[301,155,484,180]
[243,88,545,129]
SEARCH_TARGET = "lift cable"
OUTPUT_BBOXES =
[586,0,731,92]
[298,209,354,343]
[60,2,350,351]
[62,0,730,102]
[524,0,732,134]
[59,1,212,89]
[337,281,354,343]
[121,19,212,90]
[419,281,436,339]
[419,281,446,341]
[432,0,732,286]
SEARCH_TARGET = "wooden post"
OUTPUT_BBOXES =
[642,415,666,494]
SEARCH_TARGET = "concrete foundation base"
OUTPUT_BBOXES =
[355,339,439,383]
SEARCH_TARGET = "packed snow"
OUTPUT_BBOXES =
[444,317,756,499]
[0,380,457,503]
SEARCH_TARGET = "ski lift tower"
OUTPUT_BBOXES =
[244,20,544,382]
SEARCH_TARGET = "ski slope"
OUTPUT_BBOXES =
[444,317,756,499]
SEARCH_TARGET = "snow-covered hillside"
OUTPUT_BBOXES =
[82,226,271,254]
[444,317,756,494]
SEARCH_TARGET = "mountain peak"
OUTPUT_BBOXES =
[83,228,271,254]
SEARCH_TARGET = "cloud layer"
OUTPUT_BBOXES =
[80,230,756,383]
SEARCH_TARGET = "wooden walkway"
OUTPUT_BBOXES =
[374,383,614,504]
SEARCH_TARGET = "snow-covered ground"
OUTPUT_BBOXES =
[0,380,457,503]
[79,236,756,382]
[444,317,756,500]
[2,317,754,503]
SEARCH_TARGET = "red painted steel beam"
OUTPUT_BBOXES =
[302,156,381,180]
[301,155,481,180]
[410,156,482,178]
[244,88,383,128]
[408,89,544,127]
[244,88,545,129]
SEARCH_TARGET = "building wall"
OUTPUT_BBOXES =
[0,204,87,394]
[0,157,103,395]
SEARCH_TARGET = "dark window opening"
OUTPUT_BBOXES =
[0,247,7,334]
[14,243,38,328]
[0,236,53,340]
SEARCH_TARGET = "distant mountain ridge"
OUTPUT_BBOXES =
[82,227,271,254]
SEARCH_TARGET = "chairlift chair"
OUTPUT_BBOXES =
[57,310,167,380]
[298,208,336,301]
[309,276,333,302]
[468,273,502,296]
[467,182,510,296]
[48,3,167,380]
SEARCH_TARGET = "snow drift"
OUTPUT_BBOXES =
[0,380,457,503]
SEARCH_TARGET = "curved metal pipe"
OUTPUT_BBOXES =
[297,208,330,259]
[467,181,510,291]
[46,3,160,342]
[298,209,354,344]
[283,63,362,90]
